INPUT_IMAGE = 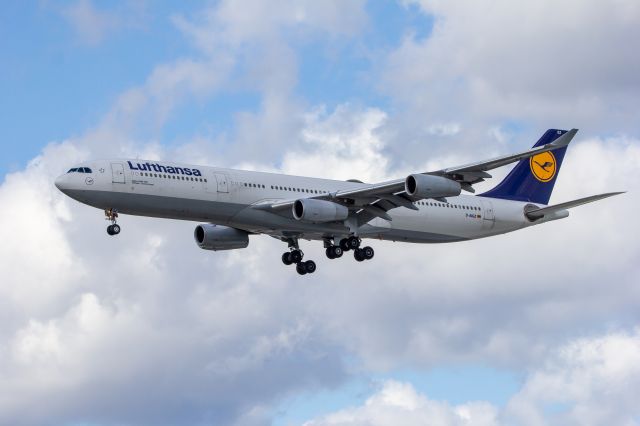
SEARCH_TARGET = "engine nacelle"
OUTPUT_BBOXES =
[292,199,349,223]
[194,224,249,251]
[405,174,462,199]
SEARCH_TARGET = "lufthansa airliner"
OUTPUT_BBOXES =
[55,129,622,275]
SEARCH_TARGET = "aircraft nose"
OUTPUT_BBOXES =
[54,174,67,192]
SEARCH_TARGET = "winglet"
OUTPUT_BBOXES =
[549,128,578,148]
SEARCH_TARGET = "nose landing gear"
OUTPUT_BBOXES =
[105,208,120,235]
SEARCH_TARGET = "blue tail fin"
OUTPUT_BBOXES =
[479,129,569,204]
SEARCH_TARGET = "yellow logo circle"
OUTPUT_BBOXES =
[530,151,557,182]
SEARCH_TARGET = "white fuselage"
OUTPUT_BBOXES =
[54,159,555,244]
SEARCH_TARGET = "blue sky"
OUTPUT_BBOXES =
[1,1,639,425]
[0,1,432,175]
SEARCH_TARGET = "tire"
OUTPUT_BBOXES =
[282,252,293,265]
[291,250,303,263]
[354,248,365,262]
[363,246,374,260]
[347,236,360,250]
[339,238,350,251]
[326,247,335,259]
[333,246,343,258]
[296,263,307,275]
[111,224,121,235]
[304,260,316,273]
[107,225,114,235]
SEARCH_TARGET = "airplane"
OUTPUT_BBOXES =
[55,129,623,275]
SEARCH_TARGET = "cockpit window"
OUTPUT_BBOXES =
[67,167,92,173]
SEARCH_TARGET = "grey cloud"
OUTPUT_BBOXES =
[376,0,640,167]
[305,328,640,425]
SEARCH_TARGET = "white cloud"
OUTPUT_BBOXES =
[305,329,640,426]
[3,1,640,424]
[281,105,390,182]
[173,0,367,50]
[60,0,146,46]
[381,0,640,142]
[61,0,117,45]
[504,329,640,425]
[304,380,498,426]
[428,122,462,137]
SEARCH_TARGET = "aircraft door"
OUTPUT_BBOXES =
[215,173,229,193]
[480,198,495,230]
[111,162,125,184]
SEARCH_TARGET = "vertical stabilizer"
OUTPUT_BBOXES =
[479,129,572,204]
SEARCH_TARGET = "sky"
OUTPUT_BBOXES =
[1,1,639,425]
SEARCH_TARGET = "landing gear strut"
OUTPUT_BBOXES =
[105,208,120,236]
[339,236,360,251]
[281,238,316,275]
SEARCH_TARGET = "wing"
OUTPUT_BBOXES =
[253,129,578,225]
[426,128,577,191]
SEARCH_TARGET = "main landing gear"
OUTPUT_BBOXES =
[105,208,120,236]
[281,239,316,275]
[281,236,375,275]
[334,236,374,262]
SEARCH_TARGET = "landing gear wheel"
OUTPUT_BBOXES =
[107,225,114,235]
[296,263,308,275]
[290,250,303,263]
[282,252,293,265]
[304,260,316,274]
[325,246,344,259]
[354,248,366,262]
[363,246,374,260]
[347,236,360,250]
[111,224,121,235]
[339,238,350,251]
[326,247,336,259]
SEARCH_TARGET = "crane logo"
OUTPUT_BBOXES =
[530,151,556,182]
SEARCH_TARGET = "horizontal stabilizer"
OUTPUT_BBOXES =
[525,192,625,220]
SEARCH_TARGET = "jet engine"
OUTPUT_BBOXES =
[194,224,249,251]
[405,174,462,199]
[292,199,349,223]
